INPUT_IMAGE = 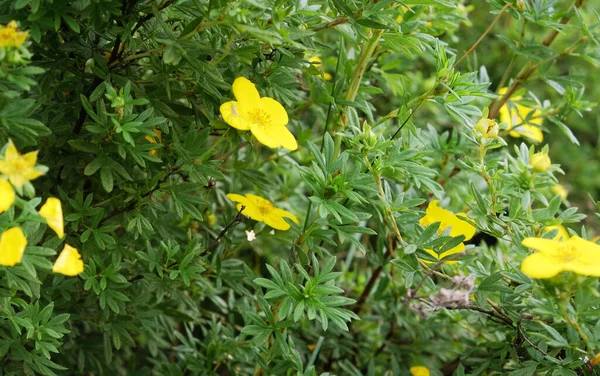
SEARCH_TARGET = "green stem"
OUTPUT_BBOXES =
[560,294,595,358]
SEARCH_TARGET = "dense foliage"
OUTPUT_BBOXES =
[1,0,600,375]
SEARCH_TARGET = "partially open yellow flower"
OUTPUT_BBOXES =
[410,366,430,376]
[530,152,551,172]
[220,77,297,151]
[475,117,499,139]
[419,200,476,263]
[227,193,299,230]
[0,21,27,48]
[521,236,600,278]
[308,56,332,81]
[0,140,46,188]
[53,244,84,276]
[39,198,64,238]
[0,179,15,213]
[0,227,27,267]
[145,129,162,156]
[498,88,543,143]
[544,225,569,241]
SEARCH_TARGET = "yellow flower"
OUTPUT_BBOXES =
[0,227,27,267]
[52,244,84,276]
[552,184,568,201]
[0,21,28,48]
[220,77,297,151]
[498,88,543,143]
[39,197,64,238]
[308,56,332,81]
[145,129,162,156]
[544,225,569,241]
[0,179,15,213]
[521,236,600,278]
[226,193,299,230]
[475,118,499,139]
[410,366,430,376]
[530,152,551,172]
[0,140,46,188]
[207,213,217,227]
[419,200,476,263]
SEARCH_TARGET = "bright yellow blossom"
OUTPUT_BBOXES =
[220,77,297,151]
[544,225,569,241]
[498,88,543,143]
[0,140,46,188]
[39,197,64,238]
[308,56,332,80]
[410,366,430,376]
[145,129,162,156]
[530,152,551,172]
[420,200,476,263]
[0,179,15,213]
[0,227,27,267]
[0,21,27,48]
[552,184,568,201]
[53,244,84,276]
[521,236,600,278]
[227,193,299,230]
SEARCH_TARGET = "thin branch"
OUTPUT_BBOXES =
[205,207,246,253]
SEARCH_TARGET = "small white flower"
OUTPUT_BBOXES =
[269,229,275,235]
[245,230,256,241]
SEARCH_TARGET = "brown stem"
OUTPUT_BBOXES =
[488,0,586,119]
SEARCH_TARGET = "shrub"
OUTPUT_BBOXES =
[0,0,599,375]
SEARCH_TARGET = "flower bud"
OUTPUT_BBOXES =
[551,184,568,201]
[475,118,499,139]
[530,152,551,172]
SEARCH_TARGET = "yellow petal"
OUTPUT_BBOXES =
[232,77,260,105]
[567,236,600,262]
[522,237,560,254]
[39,197,64,238]
[259,97,288,127]
[264,208,298,230]
[565,260,600,277]
[3,140,19,161]
[449,212,476,241]
[521,252,564,278]
[0,179,15,213]
[0,227,27,267]
[227,193,264,222]
[273,126,298,151]
[439,242,465,260]
[250,124,283,149]
[220,101,252,130]
[410,366,430,376]
[22,150,39,169]
[52,244,84,276]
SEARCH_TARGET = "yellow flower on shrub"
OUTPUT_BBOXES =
[0,227,27,267]
[39,197,64,238]
[220,77,298,151]
[226,193,298,230]
[498,88,543,143]
[530,152,551,172]
[145,129,162,156]
[0,140,46,188]
[308,56,332,80]
[420,200,476,262]
[0,21,27,48]
[0,179,15,213]
[410,366,430,376]
[521,236,600,278]
[53,244,84,276]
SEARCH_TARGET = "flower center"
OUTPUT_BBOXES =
[248,108,272,128]
[557,244,579,263]
[257,201,274,215]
